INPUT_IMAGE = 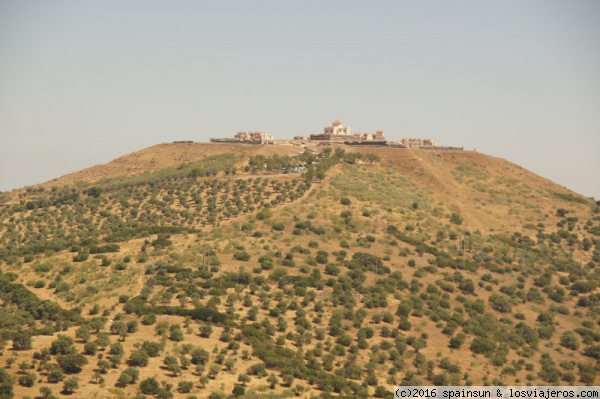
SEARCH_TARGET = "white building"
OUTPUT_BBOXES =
[323,120,351,136]
[234,131,274,144]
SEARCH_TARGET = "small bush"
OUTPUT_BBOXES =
[140,377,160,395]
[272,222,285,231]
[234,251,250,261]
[73,252,89,262]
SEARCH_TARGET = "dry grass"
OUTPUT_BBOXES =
[2,142,598,398]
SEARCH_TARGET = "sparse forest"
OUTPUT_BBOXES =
[0,144,599,398]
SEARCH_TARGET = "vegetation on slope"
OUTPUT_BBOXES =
[0,145,599,398]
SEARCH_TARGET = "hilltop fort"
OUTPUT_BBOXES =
[303,120,386,145]
[1,132,597,398]
[207,120,463,150]
[209,131,274,144]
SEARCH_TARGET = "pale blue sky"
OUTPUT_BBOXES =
[1,1,599,198]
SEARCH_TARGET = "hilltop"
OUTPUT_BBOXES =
[36,142,305,189]
[0,143,599,398]
[42,143,593,236]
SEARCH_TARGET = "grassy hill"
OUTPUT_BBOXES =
[0,143,599,398]
[35,142,304,189]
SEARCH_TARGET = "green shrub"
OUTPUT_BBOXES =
[450,213,463,225]
[272,222,285,231]
[72,252,89,262]
[560,332,579,350]
[233,251,250,261]
[470,336,496,356]
[489,294,512,313]
[18,372,36,387]
[140,377,160,395]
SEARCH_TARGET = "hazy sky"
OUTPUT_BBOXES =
[1,1,599,198]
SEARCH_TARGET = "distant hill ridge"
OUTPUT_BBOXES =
[28,142,592,235]
[37,142,583,200]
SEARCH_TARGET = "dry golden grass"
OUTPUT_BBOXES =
[2,142,598,398]
[37,143,304,189]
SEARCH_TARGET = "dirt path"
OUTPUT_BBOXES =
[136,273,144,296]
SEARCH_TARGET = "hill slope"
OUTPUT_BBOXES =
[1,144,599,398]
[38,142,304,188]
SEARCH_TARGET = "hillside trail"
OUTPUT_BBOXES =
[222,172,302,180]
[136,273,144,297]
